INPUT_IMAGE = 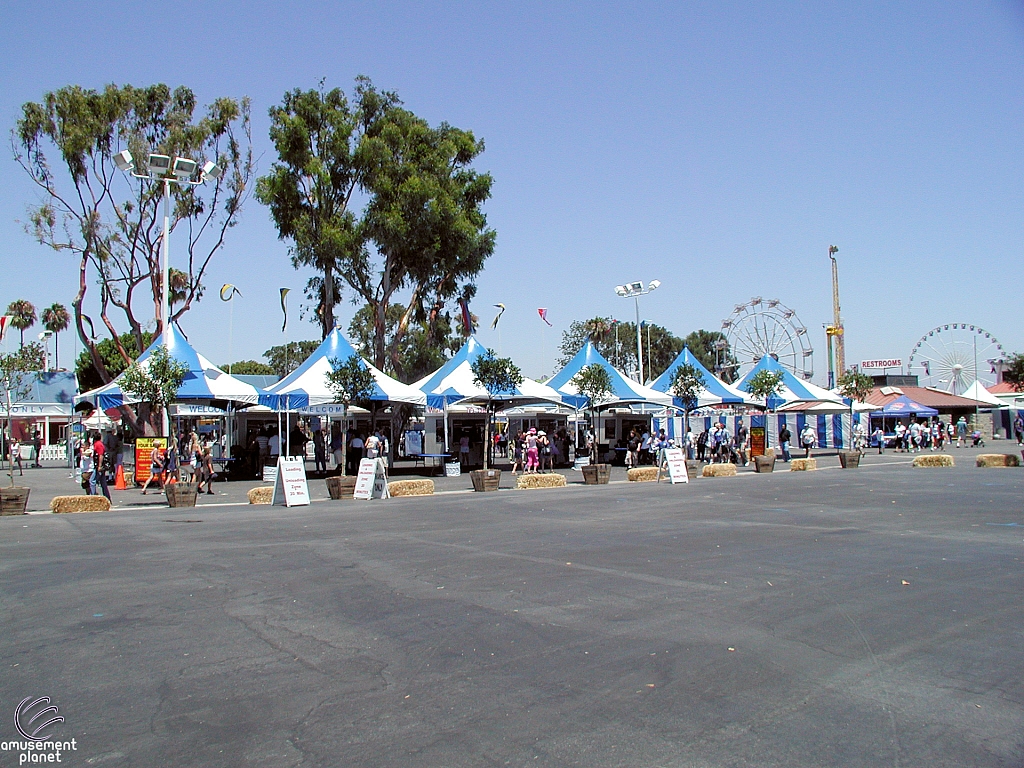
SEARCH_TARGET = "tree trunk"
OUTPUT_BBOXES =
[340,405,348,475]
[322,265,335,340]
[483,403,492,470]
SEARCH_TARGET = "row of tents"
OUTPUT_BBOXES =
[77,324,867,419]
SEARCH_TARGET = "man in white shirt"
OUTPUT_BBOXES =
[268,431,280,459]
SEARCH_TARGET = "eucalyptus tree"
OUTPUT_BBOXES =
[14,83,253,386]
[257,77,496,371]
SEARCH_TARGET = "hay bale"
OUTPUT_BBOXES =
[388,479,434,497]
[627,467,659,482]
[247,487,274,505]
[790,458,817,471]
[50,495,111,513]
[976,453,1019,468]
[702,463,737,478]
[912,454,955,468]
[516,473,567,489]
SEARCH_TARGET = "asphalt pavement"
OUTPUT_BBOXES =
[2,443,1023,767]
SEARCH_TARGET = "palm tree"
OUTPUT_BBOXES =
[5,300,36,348]
[41,303,70,370]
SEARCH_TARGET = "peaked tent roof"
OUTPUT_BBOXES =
[870,394,938,417]
[649,347,758,408]
[413,335,563,410]
[736,355,843,409]
[76,324,266,410]
[961,380,1007,407]
[546,340,673,409]
[264,328,426,409]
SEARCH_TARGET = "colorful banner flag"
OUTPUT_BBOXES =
[219,284,242,302]
[537,308,552,327]
[0,316,10,343]
[458,298,474,336]
[491,303,505,329]
[280,288,290,332]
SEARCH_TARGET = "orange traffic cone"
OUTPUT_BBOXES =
[114,464,127,490]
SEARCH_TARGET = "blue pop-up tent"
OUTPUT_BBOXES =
[546,340,672,410]
[869,395,938,418]
[76,324,266,410]
[736,355,844,411]
[649,347,759,409]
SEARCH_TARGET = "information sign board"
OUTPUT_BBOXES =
[750,427,766,457]
[134,437,167,485]
[354,458,390,500]
[663,448,689,484]
[271,456,310,507]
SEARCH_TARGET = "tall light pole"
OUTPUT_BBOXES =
[614,280,660,383]
[114,150,220,435]
[825,245,844,389]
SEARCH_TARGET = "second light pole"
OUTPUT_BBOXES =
[614,280,660,383]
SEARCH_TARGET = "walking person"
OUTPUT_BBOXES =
[735,420,749,466]
[525,428,539,474]
[92,433,112,500]
[800,423,816,459]
[313,429,327,474]
[511,431,525,475]
[9,438,23,476]
[537,430,552,472]
[31,430,42,467]
[1015,414,1024,447]
[196,446,217,495]
[79,443,94,494]
[873,426,885,454]
[778,424,792,462]
[956,416,967,447]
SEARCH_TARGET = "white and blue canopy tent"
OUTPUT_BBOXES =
[413,336,565,457]
[262,328,427,410]
[413,336,563,409]
[649,346,759,408]
[546,340,673,410]
[76,324,266,411]
[735,355,845,410]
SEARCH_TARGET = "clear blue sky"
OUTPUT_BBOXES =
[1,0,1021,384]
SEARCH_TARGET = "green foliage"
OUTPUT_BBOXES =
[0,343,45,486]
[470,349,523,469]
[1002,352,1024,393]
[471,350,524,399]
[41,302,70,369]
[75,331,154,392]
[669,363,704,413]
[746,370,785,408]
[836,370,875,402]
[118,345,189,412]
[558,317,683,380]
[325,356,375,408]
[221,360,276,376]
[257,77,495,367]
[262,341,320,378]
[14,82,253,385]
[571,364,613,411]
[5,299,36,346]
[681,330,737,383]
[348,302,460,383]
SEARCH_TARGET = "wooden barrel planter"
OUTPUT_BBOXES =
[470,469,501,492]
[753,455,775,473]
[165,483,198,508]
[838,451,861,469]
[581,464,611,484]
[326,475,358,500]
[0,487,30,515]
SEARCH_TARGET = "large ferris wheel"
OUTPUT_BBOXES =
[907,323,1005,394]
[721,297,814,381]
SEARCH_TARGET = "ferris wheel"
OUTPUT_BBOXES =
[721,297,814,381]
[907,323,1005,394]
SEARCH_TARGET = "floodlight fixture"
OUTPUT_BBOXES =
[629,281,643,293]
[172,157,198,178]
[201,160,222,179]
[648,280,661,291]
[146,154,172,175]
[113,149,134,172]
[614,285,628,297]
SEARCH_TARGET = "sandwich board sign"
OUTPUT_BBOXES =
[354,458,390,500]
[271,456,311,507]
[661,448,689,484]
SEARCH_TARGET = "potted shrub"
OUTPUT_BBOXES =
[668,362,702,478]
[744,369,785,471]
[837,370,874,469]
[571,364,613,484]
[469,349,523,491]
[0,342,44,514]
[325,354,375,497]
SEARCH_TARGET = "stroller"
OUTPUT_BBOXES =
[971,430,985,447]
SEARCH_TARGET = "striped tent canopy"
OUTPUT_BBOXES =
[413,336,562,410]
[76,324,266,411]
[649,346,759,408]
[546,340,673,410]
[736,355,844,410]
[262,328,426,410]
